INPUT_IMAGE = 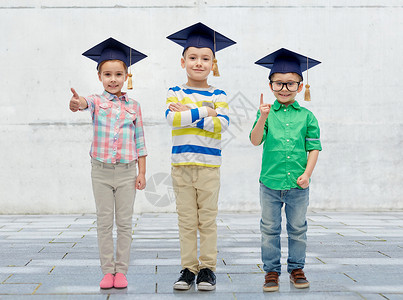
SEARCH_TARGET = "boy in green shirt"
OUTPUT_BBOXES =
[250,48,322,292]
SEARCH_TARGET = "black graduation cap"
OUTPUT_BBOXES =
[82,37,147,70]
[255,48,321,101]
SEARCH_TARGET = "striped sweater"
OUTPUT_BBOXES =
[165,84,229,167]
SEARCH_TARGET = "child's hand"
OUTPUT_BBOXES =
[136,173,146,190]
[206,107,218,117]
[169,103,189,112]
[297,173,310,189]
[259,93,271,119]
[69,88,81,112]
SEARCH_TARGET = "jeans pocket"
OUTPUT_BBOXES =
[91,159,102,170]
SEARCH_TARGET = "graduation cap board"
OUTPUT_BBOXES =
[167,22,236,76]
[82,37,147,89]
[255,48,321,101]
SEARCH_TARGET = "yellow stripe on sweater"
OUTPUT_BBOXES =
[172,162,220,168]
[166,96,179,104]
[173,112,182,127]
[172,128,221,140]
[212,117,222,133]
[180,97,195,105]
[214,101,229,109]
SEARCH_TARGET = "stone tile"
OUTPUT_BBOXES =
[0,282,40,294]
[0,212,403,299]
[380,294,403,300]
[235,292,364,299]
[47,265,100,276]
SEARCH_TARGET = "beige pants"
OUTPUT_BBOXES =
[171,165,220,274]
[91,158,137,275]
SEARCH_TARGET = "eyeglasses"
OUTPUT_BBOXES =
[270,81,301,92]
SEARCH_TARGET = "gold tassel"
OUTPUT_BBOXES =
[304,57,311,101]
[212,58,220,77]
[127,73,133,90]
[304,84,311,101]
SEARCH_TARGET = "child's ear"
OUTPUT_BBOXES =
[297,83,304,93]
[181,57,185,69]
[98,73,102,82]
[269,82,274,92]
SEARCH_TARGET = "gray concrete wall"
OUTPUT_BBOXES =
[1,0,402,213]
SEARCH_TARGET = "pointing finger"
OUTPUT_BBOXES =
[260,93,263,105]
[71,88,79,99]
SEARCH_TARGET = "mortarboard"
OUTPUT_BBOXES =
[255,48,321,101]
[82,37,147,89]
[166,22,236,76]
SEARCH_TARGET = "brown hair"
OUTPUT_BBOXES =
[98,60,128,74]
[269,72,302,82]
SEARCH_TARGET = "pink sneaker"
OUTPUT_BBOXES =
[99,273,114,289]
[114,273,128,289]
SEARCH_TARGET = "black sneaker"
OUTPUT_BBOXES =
[173,268,195,290]
[196,268,216,291]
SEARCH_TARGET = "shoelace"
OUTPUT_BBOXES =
[179,269,194,282]
[197,269,213,283]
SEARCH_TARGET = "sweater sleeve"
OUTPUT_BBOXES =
[195,92,229,133]
[165,88,208,128]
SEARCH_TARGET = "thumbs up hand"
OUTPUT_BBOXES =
[69,88,83,112]
[259,93,271,119]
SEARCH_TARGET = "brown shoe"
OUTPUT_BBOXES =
[290,269,310,289]
[263,271,279,292]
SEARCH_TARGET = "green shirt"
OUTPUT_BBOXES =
[250,100,322,190]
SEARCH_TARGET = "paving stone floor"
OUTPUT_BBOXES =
[0,211,402,299]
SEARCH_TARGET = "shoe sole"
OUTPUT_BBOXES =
[173,283,192,290]
[114,285,128,289]
[263,285,279,292]
[197,283,216,291]
[290,279,310,289]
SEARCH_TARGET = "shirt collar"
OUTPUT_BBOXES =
[273,100,301,111]
[102,90,129,102]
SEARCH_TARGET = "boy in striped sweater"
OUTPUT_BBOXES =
[165,23,235,291]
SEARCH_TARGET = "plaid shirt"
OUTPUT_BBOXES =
[84,91,147,164]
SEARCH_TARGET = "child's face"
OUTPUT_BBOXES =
[269,72,303,106]
[181,47,214,87]
[98,60,128,97]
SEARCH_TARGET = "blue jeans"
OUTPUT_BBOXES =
[259,183,309,275]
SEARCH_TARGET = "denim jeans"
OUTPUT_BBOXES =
[259,183,309,275]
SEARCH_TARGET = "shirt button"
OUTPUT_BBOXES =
[284,109,287,111]
[286,124,289,126]
[288,172,291,175]
[287,156,290,159]
[287,139,290,142]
